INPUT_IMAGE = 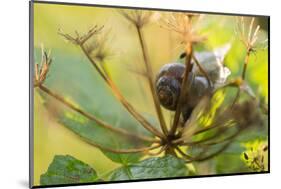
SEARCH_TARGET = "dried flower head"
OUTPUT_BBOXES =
[120,10,155,28]
[34,45,52,87]
[235,17,267,52]
[84,28,114,63]
[161,12,206,45]
[58,25,115,76]
[58,25,104,45]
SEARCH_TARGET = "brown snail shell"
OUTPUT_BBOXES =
[155,63,185,110]
[155,63,211,121]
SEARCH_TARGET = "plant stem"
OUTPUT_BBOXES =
[174,124,230,146]
[242,50,251,80]
[38,84,159,143]
[169,42,193,136]
[231,49,251,107]
[146,145,167,156]
[231,89,241,107]
[79,45,165,139]
[136,26,169,136]
[174,146,192,159]
[165,146,177,156]
[100,61,111,79]
[203,130,239,145]
[192,54,212,87]
[185,130,241,162]
[72,130,162,154]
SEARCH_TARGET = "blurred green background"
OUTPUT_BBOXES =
[33,2,268,185]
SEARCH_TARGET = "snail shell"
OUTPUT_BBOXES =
[155,63,185,110]
[155,63,211,120]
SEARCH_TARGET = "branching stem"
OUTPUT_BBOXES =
[37,84,159,143]
[175,125,230,146]
[192,54,212,87]
[174,146,192,159]
[184,130,241,162]
[73,132,162,154]
[136,26,169,136]
[146,145,167,156]
[79,44,165,139]
[169,43,193,136]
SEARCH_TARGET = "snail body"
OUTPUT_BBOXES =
[155,63,211,121]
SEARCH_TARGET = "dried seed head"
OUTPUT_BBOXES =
[58,25,114,76]
[84,28,115,64]
[160,12,206,45]
[235,17,266,52]
[34,45,52,87]
[120,10,155,28]
[58,25,104,45]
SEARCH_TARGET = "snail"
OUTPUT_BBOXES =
[155,44,232,121]
[155,63,185,111]
[155,63,211,121]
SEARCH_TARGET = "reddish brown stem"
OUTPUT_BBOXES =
[169,43,193,136]
[38,84,159,143]
[80,45,165,139]
[174,146,192,159]
[73,132,162,154]
[136,26,168,136]
[184,130,241,163]
[192,54,212,87]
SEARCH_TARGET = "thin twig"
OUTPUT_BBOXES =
[136,26,169,136]
[169,43,193,136]
[231,88,241,107]
[232,18,261,107]
[175,124,230,146]
[192,54,212,87]
[232,50,251,107]
[185,142,231,163]
[79,45,165,139]
[184,146,208,163]
[203,130,240,145]
[184,130,241,162]
[38,84,160,143]
[58,28,165,139]
[242,50,251,80]
[146,145,167,156]
[175,146,192,159]
[71,130,163,154]
[99,61,111,78]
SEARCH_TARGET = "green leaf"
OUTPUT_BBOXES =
[35,50,157,164]
[109,155,189,181]
[40,155,98,185]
